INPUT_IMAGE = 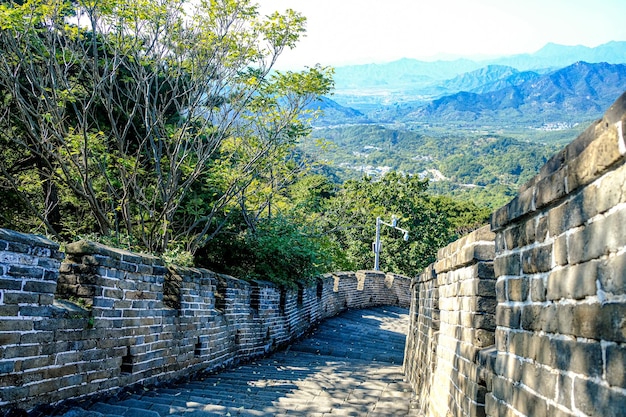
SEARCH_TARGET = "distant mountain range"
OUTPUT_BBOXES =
[333,41,626,92]
[407,61,626,123]
[313,42,626,126]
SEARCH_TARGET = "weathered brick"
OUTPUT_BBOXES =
[530,277,546,302]
[535,166,567,209]
[496,305,521,329]
[0,386,29,403]
[521,304,558,333]
[503,224,534,252]
[494,254,520,277]
[491,205,510,233]
[570,302,626,342]
[3,344,39,358]
[547,261,598,301]
[19,305,54,317]
[0,319,33,332]
[507,278,528,302]
[3,292,39,305]
[508,187,536,225]
[513,385,550,417]
[568,208,626,265]
[496,279,506,303]
[599,252,626,295]
[606,344,626,388]
[520,360,557,400]
[556,373,574,409]
[495,232,506,253]
[536,215,549,243]
[553,235,568,266]
[592,161,626,215]
[19,331,54,344]
[553,338,603,378]
[7,265,44,279]
[566,124,623,193]
[0,305,19,316]
[0,278,22,291]
[522,245,552,274]
[548,201,572,238]
[0,360,16,374]
[493,354,522,384]
[0,332,20,345]
[22,280,57,294]
[574,378,626,417]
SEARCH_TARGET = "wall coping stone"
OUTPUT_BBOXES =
[215,272,251,289]
[249,279,278,288]
[65,240,163,266]
[0,229,63,255]
[434,225,495,274]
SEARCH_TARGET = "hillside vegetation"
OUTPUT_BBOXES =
[303,125,563,208]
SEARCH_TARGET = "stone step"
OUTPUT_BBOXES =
[88,403,161,417]
[108,398,172,416]
[57,409,117,417]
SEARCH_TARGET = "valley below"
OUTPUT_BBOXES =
[302,41,626,208]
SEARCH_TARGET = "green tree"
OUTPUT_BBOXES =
[0,0,333,254]
[320,172,489,276]
[196,213,334,288]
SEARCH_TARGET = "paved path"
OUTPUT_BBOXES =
[60,306,416,417]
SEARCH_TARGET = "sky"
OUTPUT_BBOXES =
[257,0,626,69]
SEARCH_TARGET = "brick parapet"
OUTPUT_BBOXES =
[405,225,496,417]
[0,237,411,412]
[485,92,626,417]
[403,92,626,417]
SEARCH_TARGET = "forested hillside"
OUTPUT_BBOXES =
[2,1,622,282]
[303,124,562,208]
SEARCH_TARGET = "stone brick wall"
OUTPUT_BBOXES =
[404,91,626,417]
[0,235,410,412]
[484,91,626,417]
[404,225,496,417]
[0,229,66,409]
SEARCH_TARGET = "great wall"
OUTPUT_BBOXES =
[1,91,626,416]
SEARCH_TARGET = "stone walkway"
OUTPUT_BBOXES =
[60,306,416,417]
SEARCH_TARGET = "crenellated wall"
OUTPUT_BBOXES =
[0,234,410,412]
[404,91,626,417]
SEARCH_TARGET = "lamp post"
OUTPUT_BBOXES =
[373,215,409,271]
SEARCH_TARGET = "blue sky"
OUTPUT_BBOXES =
[258,0,626,69]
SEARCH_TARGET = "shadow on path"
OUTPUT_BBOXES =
[61,306,414,417]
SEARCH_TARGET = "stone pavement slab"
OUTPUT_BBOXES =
[58,306,418,416]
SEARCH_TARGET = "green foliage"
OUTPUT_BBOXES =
[303,124,560,208]
[0,0,522,285]
[194,169,490,282]
[318,172,490,276]
[0,0,333,257]
[196,215,333,288]
[162,246,194,268]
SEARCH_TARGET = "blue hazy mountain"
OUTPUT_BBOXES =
[409,61,626,123]
[323,42,626,125]
[333,41,626,93]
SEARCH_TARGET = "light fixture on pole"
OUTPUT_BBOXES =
[373,215,409,271]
